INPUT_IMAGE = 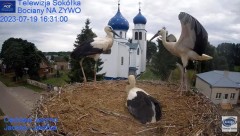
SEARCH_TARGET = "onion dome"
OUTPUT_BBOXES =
[108,4,129,31]
[133,9,147,24]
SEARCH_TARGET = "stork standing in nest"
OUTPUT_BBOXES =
[150,12,213,94]
[71,26,119,82]
[126,75,162,124]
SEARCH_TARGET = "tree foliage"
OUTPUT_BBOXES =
[196,43,240,72]
[68,19,105,83]
[0,38,45,80]
[150,39,177,81]
[146,41,157,65]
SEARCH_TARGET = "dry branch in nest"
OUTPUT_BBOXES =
[26,80,222,136]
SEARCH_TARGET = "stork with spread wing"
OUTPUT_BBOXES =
[150,12,213,94]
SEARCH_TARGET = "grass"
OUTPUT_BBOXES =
[0,73,44,93]
[234,66,240,72]
[0,108,17,136]
[138,66,161,80]
[41,70,69,87]
[139,65,197,87]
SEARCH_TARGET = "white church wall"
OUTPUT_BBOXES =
[136,47,141,75]
[114,30,128,40]
[129,49,136,67]
[117,43,129,78]
[139,39,147,72]
[98,41,118,78]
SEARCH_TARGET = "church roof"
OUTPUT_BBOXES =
[133,9,147,24]
[108,4,129,31]
[126,43,139,49]
[196,70,240,88]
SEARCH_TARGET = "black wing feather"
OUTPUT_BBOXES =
[71,39,104,59]
[179,12,208,55]
[148,96,162,121]
[127,91,153,124]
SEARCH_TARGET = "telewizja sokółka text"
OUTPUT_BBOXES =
[17,0,81,15]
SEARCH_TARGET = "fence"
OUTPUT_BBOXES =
[27,79,48,90]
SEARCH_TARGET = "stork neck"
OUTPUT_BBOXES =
[125,84,135,93]
[162,31,167,45]
[125,79,136,92]
[106,32,113,38]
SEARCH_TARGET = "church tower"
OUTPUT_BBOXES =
[132,3,147,72]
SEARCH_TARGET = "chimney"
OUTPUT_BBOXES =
[224,70,229,78]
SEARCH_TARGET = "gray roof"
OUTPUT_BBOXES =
[126,43,138,49]
[196,70,240,88]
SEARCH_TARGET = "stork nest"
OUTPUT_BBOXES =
[26,80,224,136]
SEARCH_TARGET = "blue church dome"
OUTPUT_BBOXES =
[133,10,147,24]
[108,5,129,31]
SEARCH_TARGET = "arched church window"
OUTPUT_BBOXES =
[135,32,138,40]
[121,57,124,65]
[139,32,142,40]
[137,48,140,55]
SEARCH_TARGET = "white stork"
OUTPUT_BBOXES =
[150,12,213,94]
[71,26,119,82]
[126,75,162,124]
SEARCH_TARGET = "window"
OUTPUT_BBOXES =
[137,48,140,55]
[135,32,138,40]
[216,93,221,99]
[224,94,228,99]
[120,31,122,38]
[121,57,124,65]
[230,93,235,99]
[139,32,142,40]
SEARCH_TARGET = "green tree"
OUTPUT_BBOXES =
[68,19,105,83]
[146,41,157,65]
[198,43,216,72]
[0,38,45,80]
[217,43,239,71]
[150,39,177,81]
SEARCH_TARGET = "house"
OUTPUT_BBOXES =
[98,2,147,79]
[196,70,240,105]
[54,56,70,70]
[38,60,51,77]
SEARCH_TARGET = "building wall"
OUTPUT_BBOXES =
[99,41,119,78]
[99,40,131,78]
[117,43,129,78]
[211,88,239,104]
[135,47,141,75]
[196,77,212,98]
[196,77,240,104]
[56,62,68,70]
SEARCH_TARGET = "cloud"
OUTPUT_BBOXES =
[0,0,239,52]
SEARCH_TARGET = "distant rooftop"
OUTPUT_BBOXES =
[126,43,138,49]
[196,70,240,88]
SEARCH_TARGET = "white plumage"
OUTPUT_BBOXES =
[71,26,119,82]
[150,12,213,94]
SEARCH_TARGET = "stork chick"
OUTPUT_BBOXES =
[126,75,162,124]
[71,26,119,82]
[150,12,213,94]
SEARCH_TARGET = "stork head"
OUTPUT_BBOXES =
[105,26,120,37]
[150,28,167,41]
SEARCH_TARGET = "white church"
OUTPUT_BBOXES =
[99,3,147,79]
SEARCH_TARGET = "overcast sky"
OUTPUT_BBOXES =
[0,0,239,52]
